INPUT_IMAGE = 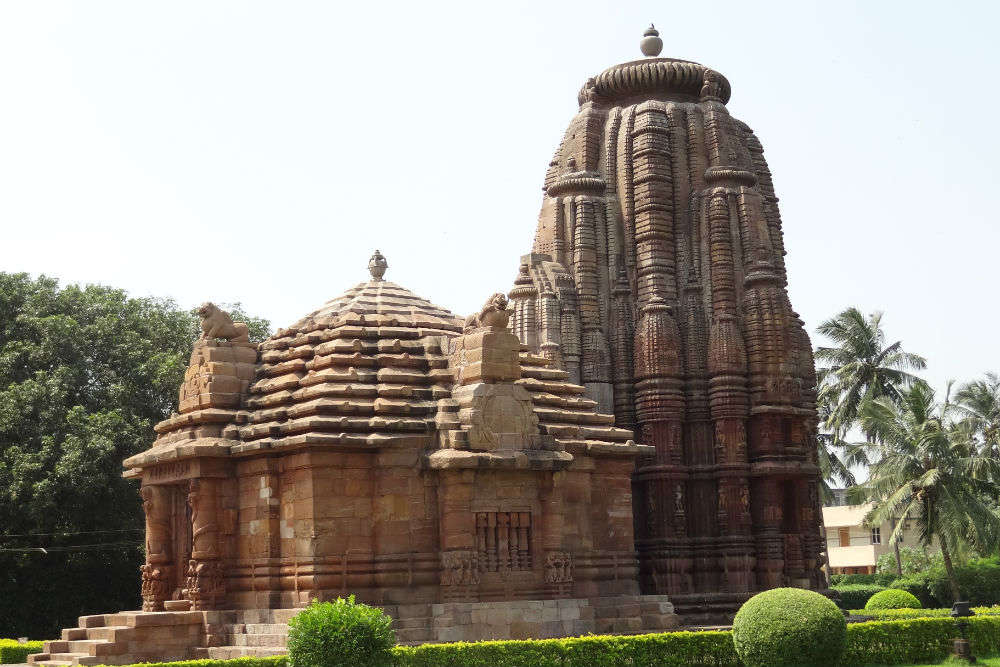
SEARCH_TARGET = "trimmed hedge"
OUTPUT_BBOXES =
[0,639,45,664]
[864,589,922,611]
[859,605,1000,620]
[81,616,1000,667]
[842,616,1000,666]
[829,572,896,587]
[287,596,394,667]
[832,583,887,609]
[732,588,846,667]
[91,660,287,667]
[390,631,738,667]
[887,574,937,608]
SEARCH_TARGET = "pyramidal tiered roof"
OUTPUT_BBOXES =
[125,254,643,471]
[517,351,636,455]
[229,279,464,454]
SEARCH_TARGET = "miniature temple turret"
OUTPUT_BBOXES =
[509,28,825,617]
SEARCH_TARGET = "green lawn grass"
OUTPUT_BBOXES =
[889,657,998,667]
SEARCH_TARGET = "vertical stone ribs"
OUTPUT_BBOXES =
[475,512,532,573]
[512,57,825,608]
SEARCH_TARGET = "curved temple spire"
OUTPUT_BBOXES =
[508,27,824,616]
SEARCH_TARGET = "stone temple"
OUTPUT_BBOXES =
[29,27,824,666]
[507,26,826,616]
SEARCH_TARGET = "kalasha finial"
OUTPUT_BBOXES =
[640,24,663,57]
[368,249,388,281]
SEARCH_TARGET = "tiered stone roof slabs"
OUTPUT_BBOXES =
[126,279,639,470]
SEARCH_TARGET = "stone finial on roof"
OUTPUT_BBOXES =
[368,249,388,281]
[640,24,662,57]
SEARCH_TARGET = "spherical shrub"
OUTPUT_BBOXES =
[732,587,847,667]
[288,595,395,667]
[864,588,922,611]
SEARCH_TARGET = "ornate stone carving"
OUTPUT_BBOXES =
[544,551,573,583]
[139,563,171,612]
[140,485,171,565]
[197,303,249,342]
[368,249,388,280]
[182,559,225,610]
[188,479,219,560]
[465,292,513,331]
[440,550,481,586]
[509,27,823,607]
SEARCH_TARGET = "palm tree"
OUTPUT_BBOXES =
[815,308,926,442]
[857,381,1000,601]
[954,372,1000,459]
[816,391,856,502]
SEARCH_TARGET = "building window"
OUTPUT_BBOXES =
[871,527,881,544]
[475,511,532,572]
[839,528,850,547]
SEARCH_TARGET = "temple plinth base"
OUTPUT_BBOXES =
[27,595,679,665]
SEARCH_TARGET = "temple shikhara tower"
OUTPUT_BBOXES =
[29,27,825,667]
[508,26,825,615]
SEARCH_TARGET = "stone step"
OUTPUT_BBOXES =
[47,654,101,665]
[225,623,288,635]
[30,660,74,666]
[229,634,287,647]
[205,646,287,659]
[67,639,110,655]
[394,628,435,644]
[83,626,130,641]
[77,616,107,629]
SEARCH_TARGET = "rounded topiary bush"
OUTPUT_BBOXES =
[732,587,847,667]
[288,595,395,667]
[864,588,922,611]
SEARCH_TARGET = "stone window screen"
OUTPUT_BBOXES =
[476,511,531,572]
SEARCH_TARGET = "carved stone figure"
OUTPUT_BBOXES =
[183,559,225,610]
[140,564,170,612]
[464,292,513,331]
[440,550,481,586]
[197,302,249,342]
[140,485,171,565]
[544,551,573,583]
[187,479,219,560]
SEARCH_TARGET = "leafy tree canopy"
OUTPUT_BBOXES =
[0,272,269,636]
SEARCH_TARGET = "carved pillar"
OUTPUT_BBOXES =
[140,485,172,611]
[509,262,538,352]
[183,478,225,610]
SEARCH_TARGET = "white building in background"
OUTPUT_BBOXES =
[822,493,934,575]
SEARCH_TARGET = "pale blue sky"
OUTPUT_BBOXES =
[1,1,997,398]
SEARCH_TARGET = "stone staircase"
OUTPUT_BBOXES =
[26,597,670,664]
[195,609,296,659]
[28,611,205,666]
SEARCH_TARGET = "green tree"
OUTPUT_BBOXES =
[954,372,1000,459]
[857,381,1000,602]
[815,307,926,442]
[816,391,856,503]
[0,273,269,636]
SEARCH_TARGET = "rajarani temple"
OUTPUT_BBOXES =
[30,26,826,666]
